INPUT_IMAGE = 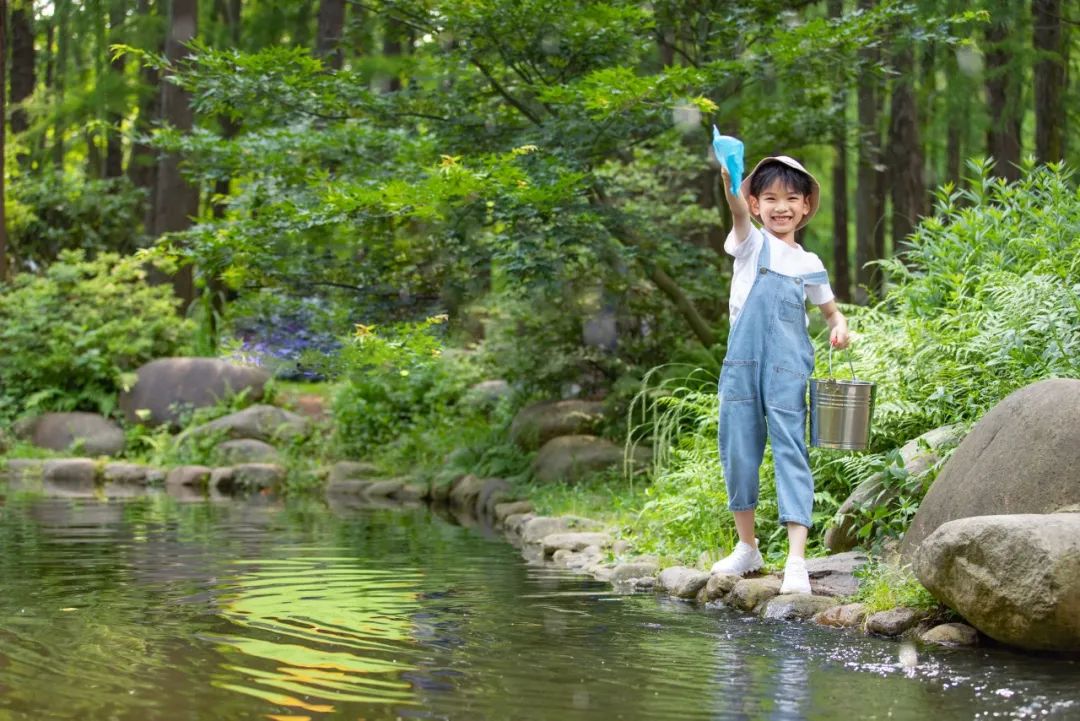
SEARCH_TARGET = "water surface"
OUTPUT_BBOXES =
[0,493,1077,720]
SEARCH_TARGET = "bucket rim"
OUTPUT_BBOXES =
[810,378,875,387]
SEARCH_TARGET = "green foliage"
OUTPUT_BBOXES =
[8,172,148,269]
[851,560,941,615]
[328,316,488,458]
[0,251,194,421]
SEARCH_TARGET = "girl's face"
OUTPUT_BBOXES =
[748,180,810,240]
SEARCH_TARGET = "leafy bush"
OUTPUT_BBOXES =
[8,172,148,269]
[0,251,194,420]
[624,162,1080,560]
[328,316,488,458]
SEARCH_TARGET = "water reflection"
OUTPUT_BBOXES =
[210,557,421,711]
[1,495,1079,721]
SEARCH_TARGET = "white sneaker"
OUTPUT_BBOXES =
[780,556,812,594]
[711,540,764,576]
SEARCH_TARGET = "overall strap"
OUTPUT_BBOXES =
[758,230,772,269]
[801,270,829,286]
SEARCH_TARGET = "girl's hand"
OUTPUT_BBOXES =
[830,326,850,349]
[720,165,750,218]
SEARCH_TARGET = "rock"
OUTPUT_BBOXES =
[565,547,603,570]
[551,549,575,565]
[462,380,513,406]
[509,400,606,450]
[102,463,152,485]
[3,459,44,487]
[520,515,601,544]
[181,405,309,446]
[212,463,285,493]
[430,480,453,503]
[531,435,651,484]
[921,623,979,647]
[826,425,963,553]
[17,412,125,456]
[804,552,868,597]
[813,603,868,628]
[166,465,212,488]
[325,479,376,495]
[42,458,97,494]
[494,501,534,524]
[396,483,429,502]
[612,539,631,555]
[504,513,536,536]
[913,513,1080,652]
[213,439,280,465]
[728,578,783,612]
[448,474,488,512]
[364,479,405,497]
[476,478,513,517]
[762,594,840,621]
[609,560,660,584]
[328,461,380,484]
[119,357,270,426]
[865,608,921,637]
[901,379,1080,559]
[704,573,742,601]
[658,567,711,599]
[541,532,612,556]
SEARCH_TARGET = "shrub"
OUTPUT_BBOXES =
[0,251,194,420]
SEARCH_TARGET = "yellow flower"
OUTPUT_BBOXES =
[426,313,449,324]
[439,154,460,168]
[354,323,376,338]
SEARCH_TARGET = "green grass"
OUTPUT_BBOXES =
[849,559,943,615]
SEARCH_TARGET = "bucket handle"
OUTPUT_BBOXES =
[827,345,859,381]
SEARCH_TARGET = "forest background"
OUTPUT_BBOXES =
[0,0,1077,566]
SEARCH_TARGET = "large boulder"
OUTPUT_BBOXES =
[180,405,309,446]
[532,435,650,484]
[825,425,963,553]
[913,513,1080,652]
[16,412,125,456]
[118,357,270,427]
[901,379,1080,559]
[213,439,280,465]
[509,400,605,450]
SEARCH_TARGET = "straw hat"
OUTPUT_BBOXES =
[740,155,820,230]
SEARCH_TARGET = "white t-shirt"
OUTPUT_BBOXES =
[724,226,834,326]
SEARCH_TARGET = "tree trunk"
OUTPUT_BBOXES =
[105,0,127,178]
[828,0,850,302]
[153,0,199,308]
[0,0,8,280]
[887,41,925,253]
[53,0,70,168]
[316,0,346,69]
[381,17,404,92]
[855,0,884,302]
[130,0,164,229]
[9,0,34,141]
[984,16,1022,181]
[1032,0,1066,163]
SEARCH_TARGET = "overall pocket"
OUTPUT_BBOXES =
[767,365,808,412]
[720,360,758,403]
[778,299,805,323]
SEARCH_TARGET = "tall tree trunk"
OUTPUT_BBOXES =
[984,13,1023,181]
[130,0,163,229]
[105,0,127,178]
[888,41,925,253]
[1,0,8,280]
[316,0,345,69]
[381,17,404,92]
[153,0,199,308]
[855,0,884,302]
[1032,0,1066,163]
[829,0,850,302]
[53,0,70,168]
[9,0,34,143]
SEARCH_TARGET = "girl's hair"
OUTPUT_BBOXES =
[749,161,813,198]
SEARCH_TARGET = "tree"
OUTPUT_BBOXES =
[888,39,925,250]
[855,0,885,301]
[1032,0,1066,163]
[1,0,8,280]
[9,0,34,140]
[152,0,199,307]
[984,2,1024,180]
[315,0,345,69]
[829,0,851,302]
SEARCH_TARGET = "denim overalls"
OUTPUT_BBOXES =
[718,235,828,528]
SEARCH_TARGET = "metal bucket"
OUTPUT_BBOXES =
[809,348,876,450]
